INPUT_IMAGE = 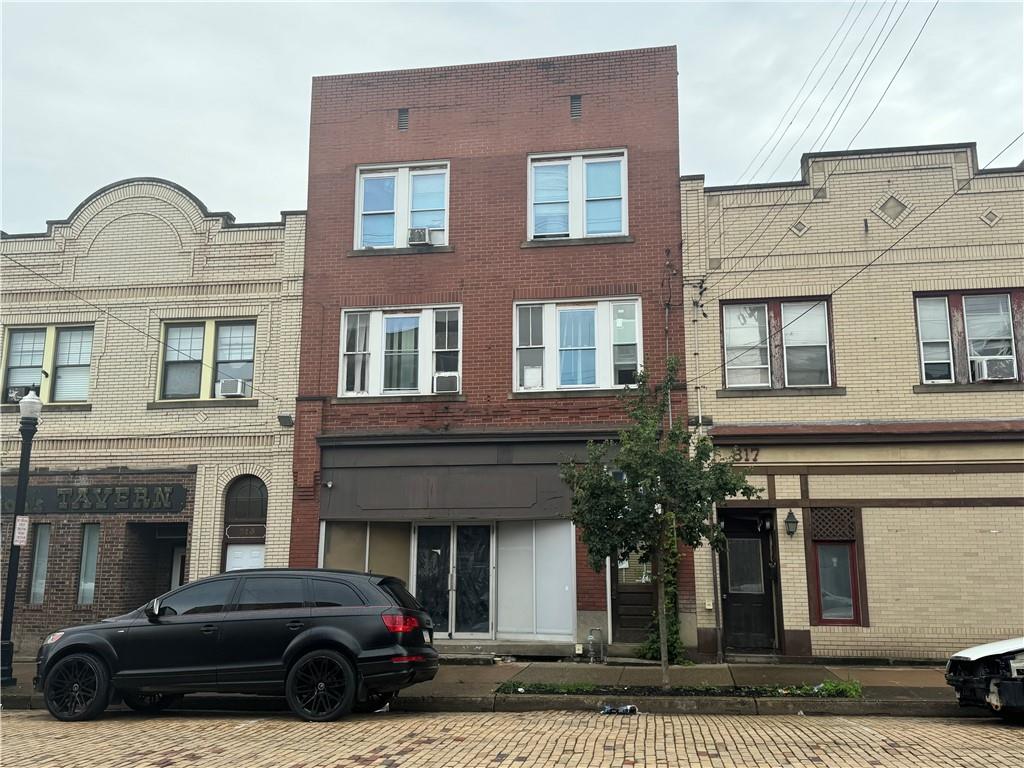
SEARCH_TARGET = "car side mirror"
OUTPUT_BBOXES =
[144,599,160,621]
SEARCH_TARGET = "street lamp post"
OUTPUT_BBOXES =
[1,390,42,687]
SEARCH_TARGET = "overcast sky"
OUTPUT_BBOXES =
[2,1,1021,232]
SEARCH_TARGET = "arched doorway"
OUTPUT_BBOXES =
[223,475,268,571]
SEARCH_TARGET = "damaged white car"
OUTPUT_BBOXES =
[945,637,1024,722]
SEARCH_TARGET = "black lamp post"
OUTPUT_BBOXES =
[1,390,42,687]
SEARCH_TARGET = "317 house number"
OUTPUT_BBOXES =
[728,446,760,463]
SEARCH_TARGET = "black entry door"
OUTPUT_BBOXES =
[720,514,777,652]
[612,553,655,643]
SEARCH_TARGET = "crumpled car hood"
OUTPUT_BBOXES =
[951,637,1024,661]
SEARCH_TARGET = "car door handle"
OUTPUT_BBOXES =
[286,621,304,631]
[200,624,218,635]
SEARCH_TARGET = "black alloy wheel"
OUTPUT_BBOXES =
[285,649,357,722]
[121,692,182,714]
[43,653,110,722]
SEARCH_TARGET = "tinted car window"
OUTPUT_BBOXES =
[378,579,422,610]
[160,579,236,616]
[234,577,305,611]
[312,579,364,608]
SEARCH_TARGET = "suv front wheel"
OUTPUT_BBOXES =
[43,653,110,722]
[285,649,357,721]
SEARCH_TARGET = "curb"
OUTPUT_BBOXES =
[2,693,988,719]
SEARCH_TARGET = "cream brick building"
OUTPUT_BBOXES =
[0,178,304,652]
[680,143,1023,661]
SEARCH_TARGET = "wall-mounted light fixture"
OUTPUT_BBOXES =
[784,511,799,537]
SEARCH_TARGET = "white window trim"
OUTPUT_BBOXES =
[963,293,1018,381]
[526,149,628,241]
[915,296,955,384]
[723,303,771,389]
[511,297,642,392]
[781,301,832,388]
[354,161,450,249]
[338,304,462,397]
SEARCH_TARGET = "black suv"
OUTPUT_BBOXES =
[34,569,438,722]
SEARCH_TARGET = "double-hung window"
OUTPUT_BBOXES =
[340,306,461,396]
[528,151,627,240]
[3,325,94,404]
[159,319,257,400]
[722,299,834,389]
[914,291,1021,384]
[356,163,449,248]
[513,298,641,392]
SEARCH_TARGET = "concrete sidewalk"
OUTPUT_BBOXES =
[2,659,971,717]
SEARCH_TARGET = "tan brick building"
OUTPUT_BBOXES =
[0,178,304,652]
[680,143,1023,661]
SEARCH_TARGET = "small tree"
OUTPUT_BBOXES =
[560,359,758,685]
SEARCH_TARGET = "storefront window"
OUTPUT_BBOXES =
[29,524,51,604]
[77,524,100,604]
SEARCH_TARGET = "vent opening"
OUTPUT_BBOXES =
[397,108,409,131]
[570,95,582,119]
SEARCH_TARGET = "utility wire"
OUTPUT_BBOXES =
[732,1,858,186]
[684,131,1024,391]
[707,1,867,249]
[706,0,937,302]
[0,253,281,403]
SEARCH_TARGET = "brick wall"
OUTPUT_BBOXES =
[293,46,686,600]
[1,179,305,586]
[0,469,194,653]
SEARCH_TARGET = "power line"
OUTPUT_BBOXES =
[0,253,281,403]
[706,0,938,303]
[684,131,1024,391]
[706,1,902,258]
[700,0,860,246]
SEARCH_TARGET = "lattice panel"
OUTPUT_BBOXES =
[808,507,857,540]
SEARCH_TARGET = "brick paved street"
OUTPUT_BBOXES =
[2,710,1021,767]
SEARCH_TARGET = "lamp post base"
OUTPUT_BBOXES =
[0,639,17,687]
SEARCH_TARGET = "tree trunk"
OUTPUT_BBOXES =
[653,546,670,689]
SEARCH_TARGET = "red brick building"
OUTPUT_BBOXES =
[291,47,687,652]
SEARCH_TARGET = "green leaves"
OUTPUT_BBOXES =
[560,358,759,569]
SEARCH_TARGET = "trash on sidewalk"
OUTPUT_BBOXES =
[600,704,638,715]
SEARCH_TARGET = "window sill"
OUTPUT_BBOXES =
[509,388,625,400]
[913,382,1024,393]
[331,393,466,404]
[520,235,634,249]
[716,387,846,398]
[0,402,92,413]
[146,399,259,410]
[348,245,454,257]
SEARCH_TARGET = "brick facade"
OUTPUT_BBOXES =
[0,179,304,653]
[293,47,684,646]
[681,144,1024,660]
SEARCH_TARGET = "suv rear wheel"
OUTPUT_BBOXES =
[285,649,357,722]
[44,652,110,722]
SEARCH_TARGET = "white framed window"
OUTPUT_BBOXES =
[723,304,770,388]
[781,301,831,387]
[77,524,100,605]
[527,150,627,240]
[355,162,449,249]
[963,293,1017,382]
[915,297,954,384]
[213,322,256,397]
[3,325,96,404]
[339,306,462,396]
[512,298,642,392]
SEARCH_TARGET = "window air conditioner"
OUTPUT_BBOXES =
[216,379,248,398]
[976,358,1016,381]
[408,227,431,246]
[433,372,460,393]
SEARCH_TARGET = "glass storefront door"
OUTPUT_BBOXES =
[413,524,493,639]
